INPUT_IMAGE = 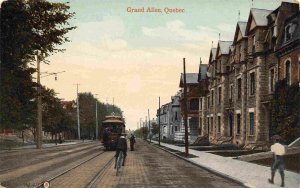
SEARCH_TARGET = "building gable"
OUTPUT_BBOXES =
[250,18,257,32]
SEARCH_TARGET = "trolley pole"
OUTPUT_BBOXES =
[183,58,189,157]
[95,94,98,140]
[74,84,81,140]
[158,96,161,146]
[148,109,151,143]
[36,52,42,149]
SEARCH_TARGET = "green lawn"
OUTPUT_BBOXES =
[250,154,300,173]
[0,139,27,150]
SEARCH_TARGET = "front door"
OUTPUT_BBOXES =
[229,114,233,137]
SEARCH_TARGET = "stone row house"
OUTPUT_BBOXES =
[156,93,181,140]
[199,2,300,148]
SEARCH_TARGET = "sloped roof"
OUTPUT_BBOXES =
[198,64,208,81]
[251,8,273,26]
[211,48,217,61]
[209,48,217,63]
[238,22,247,37]
[217,41,233,55]
[179,73,198,87]
[234,21,248,44]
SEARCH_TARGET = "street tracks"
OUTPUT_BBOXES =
[35,151,114,188]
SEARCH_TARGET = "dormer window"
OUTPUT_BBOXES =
[285,25,292,42]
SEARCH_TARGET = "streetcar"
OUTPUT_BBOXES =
[101,114,125,150]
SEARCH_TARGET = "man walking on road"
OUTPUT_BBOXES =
[130,134,136,151]
[268,135,286,187]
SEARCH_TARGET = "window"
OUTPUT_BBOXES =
[226,66,230,74]
[249,112,255,135]
[218,87,222,104]
[285,25,291,41]
[190,98,199,111]
[270,69,275,92]
[286,60,291,85]
[236,114,241,134]
[230,84,233,102]
[207,96,210,108]
[207,117,210,132]
[217,116,221,133]
[250,72,255,95]
[199,98,203,110]
[252,35,255,53]
[211,117,214,133]
[199,117,202,135]
[211,90,214,106]
[175,112,178,121]
[237,78,242,99]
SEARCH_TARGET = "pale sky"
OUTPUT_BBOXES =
[37,0,298,130]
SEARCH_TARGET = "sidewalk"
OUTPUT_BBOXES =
[149,140,300,188]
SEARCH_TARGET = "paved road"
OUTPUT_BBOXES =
[93,140,244,188]
[0,140,245,188]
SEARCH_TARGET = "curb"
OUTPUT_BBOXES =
[148,141,256,188]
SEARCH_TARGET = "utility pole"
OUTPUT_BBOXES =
[95,94,98,140]
[148,108,151,143]
[158,96,161,146]
[183,58,189,157]
[36,51,42,149]
[74,84,80,140]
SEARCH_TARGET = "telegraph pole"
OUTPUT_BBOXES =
[148,108,151,143]
[74,84,81,140]
[183,58,189,157]
[95,94,99,140]
[36,52,42,149]
[158,96,161,146]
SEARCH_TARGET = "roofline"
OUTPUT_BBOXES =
[250,7,273,11]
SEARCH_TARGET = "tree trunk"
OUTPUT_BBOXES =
[22,130,24,143]
[55,133,57,145]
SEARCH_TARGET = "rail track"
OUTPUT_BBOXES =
[35,151,114,188]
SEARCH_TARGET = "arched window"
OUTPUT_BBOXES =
[285,60,291,85]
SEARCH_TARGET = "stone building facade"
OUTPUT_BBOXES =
[199,2,299,148]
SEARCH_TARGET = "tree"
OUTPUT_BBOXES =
[151,122,159,136]
[42,87,74,143]
[78,92,124,139]
[0,0,76,130]
[271,80,300,144]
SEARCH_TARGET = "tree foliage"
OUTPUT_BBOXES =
[78,92,123,139]
[42,87,73,137]
[0,0,76,130]
[271,80,300,144]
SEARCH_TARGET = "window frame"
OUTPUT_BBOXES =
[236,113,241,134]
[218,87,222,104]
[249,72,256,96]
[217,115,221,133]
[249,112,255,135]
[237,78,242,100]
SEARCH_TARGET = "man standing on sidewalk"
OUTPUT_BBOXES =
[268,136,286,187]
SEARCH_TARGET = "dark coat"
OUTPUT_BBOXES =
[116,137,127,151]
